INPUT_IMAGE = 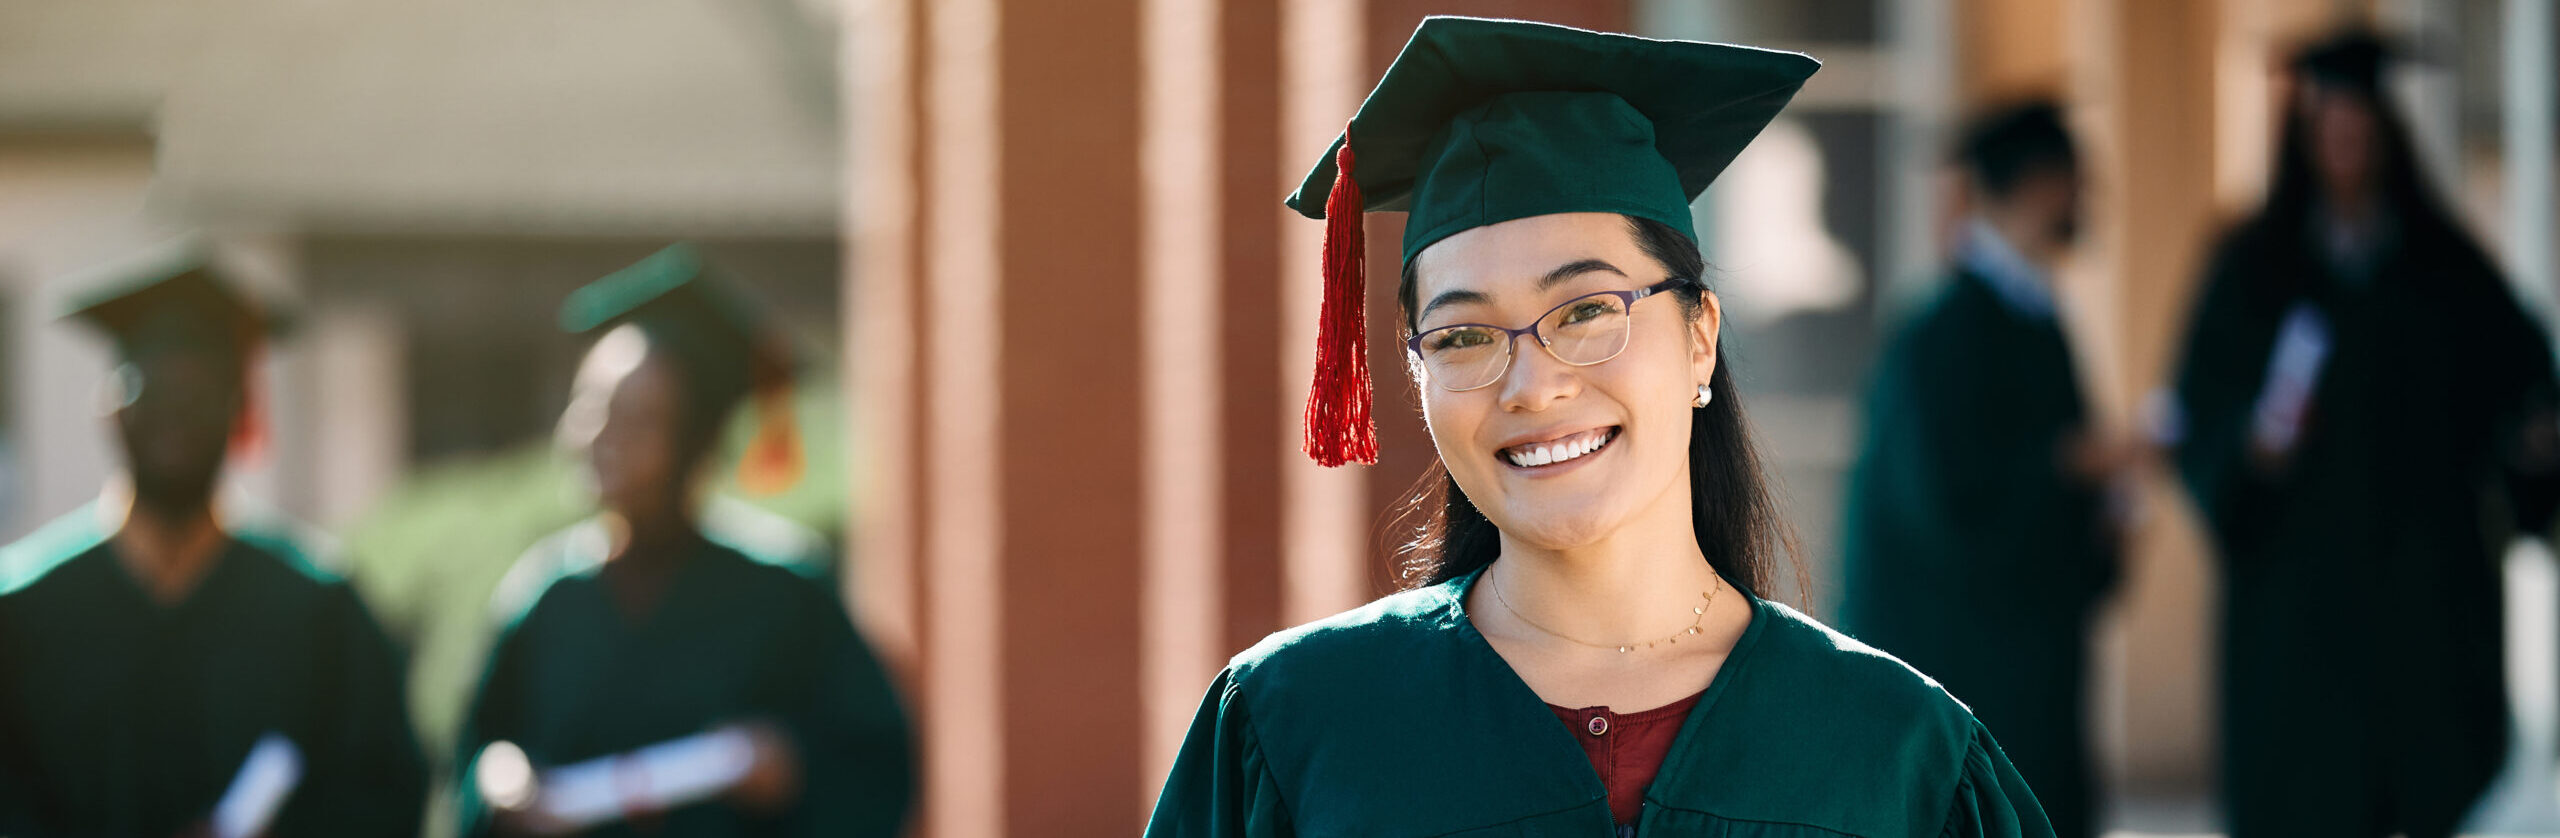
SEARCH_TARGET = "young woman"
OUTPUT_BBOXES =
[2166,31,2559,838]
[1145,18,2053,838]
[455,245,913,838]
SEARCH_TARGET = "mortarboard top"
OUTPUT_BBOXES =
[558,243,794,394]
[1283,16,1818,466]
[2289,29,2414,97]
[59,236,291,360]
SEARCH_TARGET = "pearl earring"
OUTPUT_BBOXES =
[1694,384,1713,408]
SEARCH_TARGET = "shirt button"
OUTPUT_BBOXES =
[1587,715,1609,736]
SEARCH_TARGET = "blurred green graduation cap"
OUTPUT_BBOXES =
[58,236,292,360]
[55,236,295,461]
[561,243,804,494]
[1282,16,1817,466]
[2289,28,2406,95]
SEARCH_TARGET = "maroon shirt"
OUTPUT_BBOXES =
[1548,689,1706,829]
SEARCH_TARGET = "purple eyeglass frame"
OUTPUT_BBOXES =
[1405,276,1697,392]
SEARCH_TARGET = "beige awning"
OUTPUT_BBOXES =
[2,0,842,236]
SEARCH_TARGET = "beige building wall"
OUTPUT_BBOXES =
[0,135,180,538]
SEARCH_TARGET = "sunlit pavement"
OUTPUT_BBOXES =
[2102,789,2220,836]
[2463,540,2560,836]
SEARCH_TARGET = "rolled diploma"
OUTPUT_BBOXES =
[211,733,303,838]
[2250,302,2332,456]
[531,727,758,827]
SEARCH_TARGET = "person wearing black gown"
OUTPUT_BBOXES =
[2165,31,2560,838]
[0,242,427,837]
[1841,101,2123,838]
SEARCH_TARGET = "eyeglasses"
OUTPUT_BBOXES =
[1404,277,1694,392]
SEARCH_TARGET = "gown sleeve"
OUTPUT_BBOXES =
[1866,311,2113,602]
[2441,237,2560,534]
[281,584,429,838]
[778,580,916,838]
[453,607,535,838]
[1938,721,2057,838]
[1878,336,2067,541]
[1142,670,1292,838]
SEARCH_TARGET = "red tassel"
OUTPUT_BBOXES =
[736,384,806,497]
[1305,134,1378,467]
[228,344,268,467]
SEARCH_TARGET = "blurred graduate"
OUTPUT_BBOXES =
[0,240,428,837]
[454,245,914,838]
[2165,30,2560,838]
[1147,17,2053,838]
[1839,101,2123,838]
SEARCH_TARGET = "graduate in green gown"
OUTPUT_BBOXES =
[1838,102,2121,838]
[0,241,428,837]
[2165,31,2560,838]
[1146,18,2053,838]
[454,245,913,838]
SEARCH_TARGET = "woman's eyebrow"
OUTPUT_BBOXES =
[1419,288,1489,321]
[1538,259,1626,291]
[1420,258,1627,322]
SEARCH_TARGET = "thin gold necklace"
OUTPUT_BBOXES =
[1488,565,1722,654]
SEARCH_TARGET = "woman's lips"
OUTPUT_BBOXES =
[1500,425,1620,469]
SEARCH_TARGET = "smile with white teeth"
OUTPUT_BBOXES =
[1501,427,1620,469]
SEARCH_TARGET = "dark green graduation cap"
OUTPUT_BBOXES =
[1283,16,1817,466]
[561,243,804,493]
[59,236,290,361]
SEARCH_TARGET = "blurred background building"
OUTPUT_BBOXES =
[3,0,2557,836]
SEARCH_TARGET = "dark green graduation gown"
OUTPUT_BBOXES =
[455,525,914,838]
[1144,566,2054,838]
[0,505,428,838]
[2169,214,2557,837]
[1837,269,2115,838]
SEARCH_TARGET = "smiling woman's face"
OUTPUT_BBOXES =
[1407,212,1720,551]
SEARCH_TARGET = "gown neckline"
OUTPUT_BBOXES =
[1441,564,1774,820]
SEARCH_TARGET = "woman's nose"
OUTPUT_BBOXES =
[1497,338,1579,413]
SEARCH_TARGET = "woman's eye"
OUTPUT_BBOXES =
[1562,301,1613,324]
[1427,328,1492,351]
